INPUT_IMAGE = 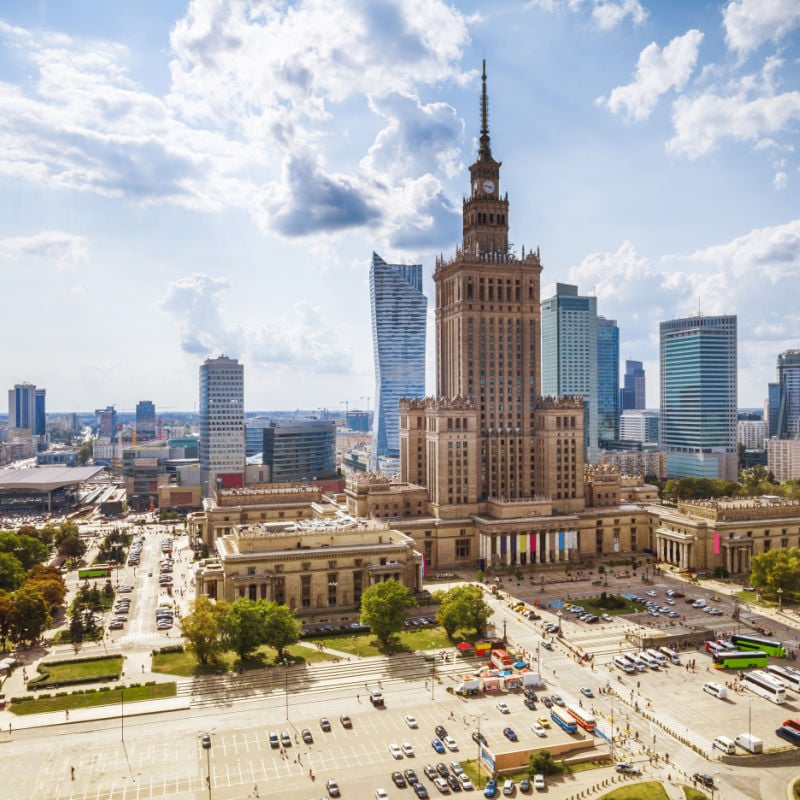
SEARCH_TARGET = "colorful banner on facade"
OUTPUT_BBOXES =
[713,531,720,555]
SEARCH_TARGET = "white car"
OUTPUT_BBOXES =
[443,736,458,751]
[533,774,546,790]
[531,722,546,737]
[401,742,415,757]
[646,590,657,597]
[496,702,510,714]
[389,743,403,759]
[376,790,389,800]
[405,714,418,728]
[459,774,474,790]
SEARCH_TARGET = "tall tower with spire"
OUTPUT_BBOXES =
[423,62,545,502]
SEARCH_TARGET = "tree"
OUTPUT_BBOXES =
[360,579,414,646]
[10,584,51,644]
[181,596,225,666]
[69,610,85,644]
[0,531,49,571]
[220,598,267,661]
[58,534,87,564]
[0,590,13,650]
[434,584,491,639]
[77,439,93,465]
[24,565,67,610]
[0,552,26,592]
[750,548,800,598]
[261,602,301,660]
[529,749,563,777]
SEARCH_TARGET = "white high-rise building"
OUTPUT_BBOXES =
[199,356,245,497]
[737,420,768,450]
[620,410,660,444]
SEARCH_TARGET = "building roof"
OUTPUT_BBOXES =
[0,465,105,492]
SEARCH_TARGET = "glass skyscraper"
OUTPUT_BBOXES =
[659,314,737,480]
[776,350,800,439]
[620,359,646,410]
[135,400,156,441]
[597,317,619,445]
[541,283,598,463]
[370,252,426,471]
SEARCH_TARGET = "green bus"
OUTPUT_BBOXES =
[712,650,769,670]
[731,634,786,658]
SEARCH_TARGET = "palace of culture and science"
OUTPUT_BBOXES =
[192,67,790,606]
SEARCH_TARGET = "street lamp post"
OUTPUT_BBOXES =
[206,739,212,800]
[778,587,784,613]
[120,686,124,742]
[610,693,615,760]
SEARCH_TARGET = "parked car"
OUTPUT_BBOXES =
[496,702,510,714]
[340,714,353,729]
[327,778,341,797]
[320,717,331,731]
[484,778,498,798]
[503,727,518,742]
[431,737,445,753]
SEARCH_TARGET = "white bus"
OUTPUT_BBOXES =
[659,646,681,665]
[768,665,800,692]
[622,654,646,673]
[638,651,660,670]
[614,655,635,674]
[646,648,667,667]
[742,670,787,704]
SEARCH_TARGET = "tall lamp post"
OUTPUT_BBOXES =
[778,587,784,613]
[610,692,615,761]
[205,738,212,800]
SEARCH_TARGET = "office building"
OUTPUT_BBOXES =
[541,283,598,463]
[597,317,619,446]
[370,252,427,470]
[620,360,646,411]
[659,314,738,480]
[261,419,337,483]
[95,406,118,440]
[8,383,37,432]
[199,355,245,497]
[620,410,660,444]
[767,382,780,438]
[767,438,800,482]
[776,350,800,439]
[245,416,273,459]
[135,400,157,442]
[34,389,46,436]
[345,410,371,433]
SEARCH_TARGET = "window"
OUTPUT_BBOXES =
[456,538,471,559]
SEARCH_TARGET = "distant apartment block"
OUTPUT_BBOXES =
[135,400,157,442]
[776,350,800,439]
[737,420,768,450]
[767,438,800,483]
[620,409,660,443]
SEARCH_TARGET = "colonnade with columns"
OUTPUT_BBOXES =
[481,530,578,567]
[656,536,694,569]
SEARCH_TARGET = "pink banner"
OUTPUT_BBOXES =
[529,533,536,552]
[713,532,720,555]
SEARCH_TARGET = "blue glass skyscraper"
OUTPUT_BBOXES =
[597,317,619,445]
[620,359,646,410]
[370,252,427,471]
[659,314,737,480]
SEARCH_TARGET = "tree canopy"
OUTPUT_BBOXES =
[749,548,800,598]
[360,579,415,646]
[262,601,302,660]
[181,596,226,666]
[433,584,491,639]
[220,598,268,660]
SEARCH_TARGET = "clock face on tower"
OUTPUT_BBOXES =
[482,179,495,194]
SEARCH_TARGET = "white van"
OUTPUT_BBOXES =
[615,655,635,674]
[703,681,727,699]
[659,646,681,665]
[638,651,660,670]
[714,735,736,755]
[692,598,707,608]
[646,648,667,667]
[734,733,763,754]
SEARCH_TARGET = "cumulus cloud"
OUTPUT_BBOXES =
[723,0,800,56]
[526,0,646,29]
[160,272,351,373]
[774,171,788,190]
[0,230,88,267]
[597,30,704,121]
[0,1,473,247]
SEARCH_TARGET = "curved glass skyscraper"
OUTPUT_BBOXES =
[370,252,427,471]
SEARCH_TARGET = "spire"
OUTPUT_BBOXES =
[478,59,493,161]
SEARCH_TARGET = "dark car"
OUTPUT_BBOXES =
[503,727,518,742]
[471,731,488,746]
[201,734,211,749]
[447,773,461,792]
[518,777,531,793]
[320,717,332,731]
[436,763,450,777]
[542,697,554,708]
[301,728,313,744]
[413,783,429,799]
[392,771,407,788]
[524,697,536,710]
[551,694,565,707]
[424,764,438,781]
[692,773,714,788]
[404,769,419,784]
[435,725,448,739]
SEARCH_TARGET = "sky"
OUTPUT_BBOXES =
[1,0,799,414]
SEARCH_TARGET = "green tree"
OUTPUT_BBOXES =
[0,531,49,571]
[433,584,491,639]
[528,749,563,777]
[11,584,51,644]
[181,596,225,666]
[0,552,26,592]
[220,598,267,661]
[69,609,85,644]
[77,439,93,465]
[261,602,301,660]
[360,579,414,646]
[750,548,800,597]
[58,534,87,564]
[0,590,13,650]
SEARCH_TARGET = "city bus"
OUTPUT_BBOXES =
[550,707,578,733]
[768,665,800,692]
[781,717,800,733]
[742,670,787,704]
[712,650,769,670]
[566,704,596,732]
[731,634,786,658]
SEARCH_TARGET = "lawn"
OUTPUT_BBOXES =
[31,655,123,687]
[304,625,454,657]
[11,682,176,715]
[577,596,644,616]
[598,783,670,799]
[683,788,710,800]
[152,642,337,677]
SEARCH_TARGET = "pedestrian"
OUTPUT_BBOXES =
[357,694,360,703]
[65,709,69,720]
[71,766,75,781]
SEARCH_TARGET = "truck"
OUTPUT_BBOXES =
[456,678,481,696]
[734,733,763,754]
[521,672,544,688]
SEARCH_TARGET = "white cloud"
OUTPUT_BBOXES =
[159,272,352,374]
[598,30,704,121]
[723,0,800,55]
[667,87,800,158]
[774,171,788,190]
[0,230,88,267]
[526,0,646,29]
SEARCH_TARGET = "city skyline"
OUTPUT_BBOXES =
[1,1,798,411]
